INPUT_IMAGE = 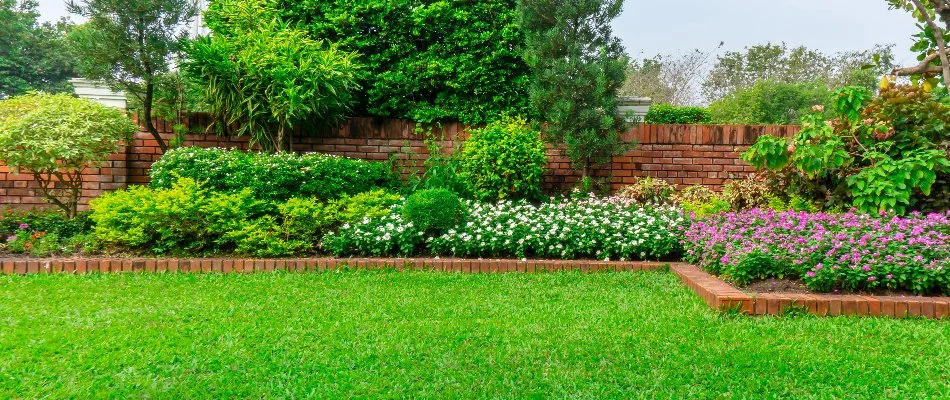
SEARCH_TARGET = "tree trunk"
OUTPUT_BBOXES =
[142,81,169,153]
[913,0,950,86]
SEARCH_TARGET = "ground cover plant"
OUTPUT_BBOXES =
[324,195,687,260]
[1,271,949,398]
[683,208,950,295]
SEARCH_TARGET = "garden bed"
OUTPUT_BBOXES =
[672,264,950,318]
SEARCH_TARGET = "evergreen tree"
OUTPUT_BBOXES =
[519,0,629,181]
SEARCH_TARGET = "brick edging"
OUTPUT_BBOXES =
[0,257,672,275]
[671,264,950,319]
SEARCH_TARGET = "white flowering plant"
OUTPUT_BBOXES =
[322,195,688,260]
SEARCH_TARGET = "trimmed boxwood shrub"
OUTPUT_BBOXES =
[643,104,711,124]
[401,189,463,232]
[457,117,546,201]
[149,147,398,202]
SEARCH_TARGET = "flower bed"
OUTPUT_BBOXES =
[683,209,950,295]
[323,196,687,261]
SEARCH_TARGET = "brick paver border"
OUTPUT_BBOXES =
[0,257,672,275]
[671,264,950,319]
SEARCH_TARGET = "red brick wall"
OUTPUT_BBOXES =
[0,115,800,211]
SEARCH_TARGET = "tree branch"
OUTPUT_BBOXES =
[912,0,950,84]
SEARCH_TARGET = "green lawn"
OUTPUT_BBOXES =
[1,271,948,398]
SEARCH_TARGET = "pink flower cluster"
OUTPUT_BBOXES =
[683,209,950,295]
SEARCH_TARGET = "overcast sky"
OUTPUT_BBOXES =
[37,0,922,65]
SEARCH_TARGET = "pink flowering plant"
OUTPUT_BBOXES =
[683,208,950,295]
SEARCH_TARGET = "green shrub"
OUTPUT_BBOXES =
[616,177,675,204]
[458,117,547,201]
[708,80,830,125]
[672,185,718,205]
[149,147,397,202]
[0,93,136,217]
[224,216,311,258]
[90,178,263,255]
[643,104,712,124]
[327,190,402,225]
[402,189,463,232]
[681,198,731,219]
[722,175,775,210]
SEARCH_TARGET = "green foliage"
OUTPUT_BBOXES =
[401,189,463,232]
[67,0,198,152]
[721,250,794,286]
[327,190,402,225]
[0,93,135,217]
[90,178,262,255]
[269,0,531,124]
[616,177,675,204]
[680,198,731,219]
[708,80,830,125]
[643,104,711,124]
[184,0,359,152]
[390,127,469,195]
[149,147,397,203]
[520,0,630,178]
[743,85,950,214]
[702,42,895,101]
[722,175,775,211]
[673,185,730,218]
[126,71,207,148]
[0,209,92,239]
[0,0,75,97]
[457,117,547,201]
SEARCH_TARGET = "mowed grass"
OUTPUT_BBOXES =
[1,271,948,399]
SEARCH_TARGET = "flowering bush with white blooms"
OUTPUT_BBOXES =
[322,196,688,260]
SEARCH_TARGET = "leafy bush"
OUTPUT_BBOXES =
[90,178,263,255]
[617,177,675,204]
[684,209,950,295]
[401,189,463,232]
[185,0,359,152]
[273,0,531,124]
[0,93,136,217]
[324,196,688,260]
[672,185,718,205]
[743,85,950,213]
[680,198,731,219]
[326,190,402,225]
[458,117,547,201]
[150,147,397,202]
[643,104,712,124]
[708,80,830,125]
[722,175,775,211]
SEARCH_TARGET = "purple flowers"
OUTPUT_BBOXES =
[18,223,28,230]
[683,209,950,295]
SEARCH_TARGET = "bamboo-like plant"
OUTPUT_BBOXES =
[182,0,359,152]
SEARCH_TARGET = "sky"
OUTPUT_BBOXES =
[37,0,922,66]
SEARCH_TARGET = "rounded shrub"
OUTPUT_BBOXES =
[401,189,463,232]
[643,104,711,124]
[458,117,547,201]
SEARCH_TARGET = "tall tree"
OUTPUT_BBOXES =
[519,0,629,181]
[67,0,198,153]
[703,43,894,103]
[0,0,75,98]
[622,45,721,106]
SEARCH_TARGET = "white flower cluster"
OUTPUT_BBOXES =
[323,195,687,260]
